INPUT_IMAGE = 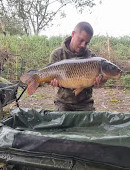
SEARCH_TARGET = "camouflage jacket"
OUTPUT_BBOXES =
[49,36,96,104]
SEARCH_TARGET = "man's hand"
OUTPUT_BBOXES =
[94,75,108,86]
[50,78,61,87]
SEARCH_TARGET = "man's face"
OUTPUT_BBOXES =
[71,30,92,53]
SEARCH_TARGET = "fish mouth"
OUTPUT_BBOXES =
[117,72,122,78]
[113,72,122,79]
[102,71,122,79]
[117,69,123,78]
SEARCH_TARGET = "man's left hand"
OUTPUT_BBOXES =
[94,75,108,86]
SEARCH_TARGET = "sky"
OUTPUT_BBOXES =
[42,0,130,37]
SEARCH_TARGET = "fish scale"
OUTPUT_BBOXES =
[20,57,122,95]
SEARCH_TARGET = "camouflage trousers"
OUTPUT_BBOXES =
[54,100,95,111]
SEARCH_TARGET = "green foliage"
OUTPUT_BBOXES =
[121,75,130,88]
[0,15,26,35]
[110,36,130,59]
[104,79,115,87]
[89,35,130,60]
[0,34,64,79]
[5,20,26,36]
[104,75,130,88]
[89,35,108,57]
[0,34,130,89]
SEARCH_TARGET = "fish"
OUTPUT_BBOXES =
[20,57,122,96]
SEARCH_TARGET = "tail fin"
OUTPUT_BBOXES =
[20,73,40,95]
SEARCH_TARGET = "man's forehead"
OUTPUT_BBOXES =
[77,30,92,39]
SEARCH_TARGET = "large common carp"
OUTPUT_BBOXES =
[20,57,122,95]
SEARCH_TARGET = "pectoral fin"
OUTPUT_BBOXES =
[73,87,84,96]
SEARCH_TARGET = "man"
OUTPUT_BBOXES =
[49,22,98,111]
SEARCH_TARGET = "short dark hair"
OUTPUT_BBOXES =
[74,22,94,36]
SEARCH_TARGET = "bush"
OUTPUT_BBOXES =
[121,75,130,88]
[0,34,130,86]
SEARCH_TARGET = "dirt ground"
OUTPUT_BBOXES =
[15,84,130,113]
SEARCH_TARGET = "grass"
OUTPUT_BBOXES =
[121,75,130,88]
[103,75,130,88]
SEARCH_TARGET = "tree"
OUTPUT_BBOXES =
[0,15,26,35]
[0,0,101,35]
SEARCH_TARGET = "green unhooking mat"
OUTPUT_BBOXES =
[0,108,130,170]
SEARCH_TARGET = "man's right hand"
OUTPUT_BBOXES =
[50,78,60,87]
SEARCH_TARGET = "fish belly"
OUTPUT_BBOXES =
[59,77,96,89]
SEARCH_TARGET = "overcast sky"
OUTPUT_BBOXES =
[42,0,130,37]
